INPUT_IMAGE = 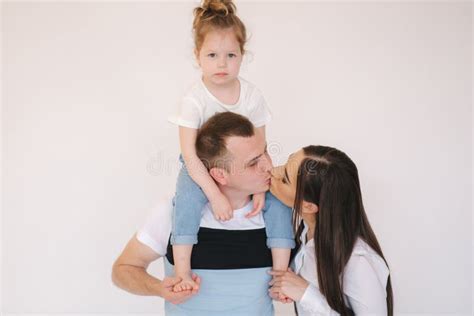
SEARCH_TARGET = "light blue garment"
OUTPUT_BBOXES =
[164,258,274,316]
[171,155,295,249]
[170,155,208,245]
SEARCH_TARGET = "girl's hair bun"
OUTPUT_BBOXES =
[200,0,236,17]
[192,0,246,54]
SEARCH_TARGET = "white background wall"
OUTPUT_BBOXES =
[2,1,472,315]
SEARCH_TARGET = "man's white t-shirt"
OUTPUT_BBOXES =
[136,195,265,256]
[136,196,274,316]
[168,77,272,129]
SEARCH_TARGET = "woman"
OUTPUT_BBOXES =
[268,145,393,315]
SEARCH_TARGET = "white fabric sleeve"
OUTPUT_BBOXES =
[248,89,272,127]
[136,196,173,256]
[299,255,389,315]
[299,284,340,315]
[343,255,389,315]
[169,97,202,129]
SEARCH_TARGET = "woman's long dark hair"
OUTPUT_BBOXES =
[293,145,393,315]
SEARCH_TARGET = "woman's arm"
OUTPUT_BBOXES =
[341,255,388,315]
[269,256,388,315]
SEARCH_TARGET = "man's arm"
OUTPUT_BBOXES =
[112,234,200,304]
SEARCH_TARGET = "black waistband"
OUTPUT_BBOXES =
[166,227,272,269]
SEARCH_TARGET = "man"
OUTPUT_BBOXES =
[112,112,294,315]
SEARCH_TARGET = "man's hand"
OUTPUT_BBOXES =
[246,192,266,218]
[160,273,201,305]
[210,193,233,221]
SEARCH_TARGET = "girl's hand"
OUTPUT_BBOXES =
[246,192,266,218]
[268,268,309,302]
[209,193,233,221]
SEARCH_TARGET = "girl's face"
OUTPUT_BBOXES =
[196,28,243,87]
[270,149,306,208]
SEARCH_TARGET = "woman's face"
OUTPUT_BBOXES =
[270,149,306,208]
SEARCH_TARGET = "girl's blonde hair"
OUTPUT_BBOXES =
[193,0,247,54]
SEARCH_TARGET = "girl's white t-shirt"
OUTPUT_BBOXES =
[168,77,272,129]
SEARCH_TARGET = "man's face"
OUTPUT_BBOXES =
[222,133,272,196]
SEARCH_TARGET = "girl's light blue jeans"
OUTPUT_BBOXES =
[171,156,295,250]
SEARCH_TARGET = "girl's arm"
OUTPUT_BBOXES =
[245,125,267,217]
[179,126,233,220]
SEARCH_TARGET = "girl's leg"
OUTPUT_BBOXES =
[262,191,295,271]
[171,158,208,291]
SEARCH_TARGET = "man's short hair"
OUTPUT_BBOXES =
[196,112,255,170]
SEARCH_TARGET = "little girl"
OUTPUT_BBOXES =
[168,0,293,292]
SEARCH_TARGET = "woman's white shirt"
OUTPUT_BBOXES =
[294,223,390,315]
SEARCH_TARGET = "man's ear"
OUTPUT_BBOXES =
[209,167,227,185]
[302,201,319,214]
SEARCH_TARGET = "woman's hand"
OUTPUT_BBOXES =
[268,268,309,302]
[268,288,294,304]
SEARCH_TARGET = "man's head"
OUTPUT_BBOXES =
[196,112,272,196]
